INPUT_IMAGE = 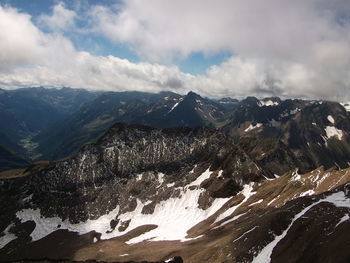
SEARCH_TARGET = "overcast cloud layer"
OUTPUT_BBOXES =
[0,0,350,100]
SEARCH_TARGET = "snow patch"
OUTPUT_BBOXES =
[16,206,120,241]
[188,168,212,187]
[217,170,223,178]
[335,214,350,228]
[341,102,350,112]
[15,169,232,245]
[325,126,343,140]
[0,224,17,249]
[244,123,262,132]
[259,100,279,107]
[23,194,33,202]
[157,173,165,185]
[214,183,256,224]
[214,213,247,229]
[248,199,263,207]
[125,188,230,244]
[267,197,278,206]
[300,190,315,197]
[290,170,301,181]
[232,226,259,243]
[166,182,175,188]
[327,115,335,124]
[290,108,301,115]
[167,99,183,114]
[135,173,143,181]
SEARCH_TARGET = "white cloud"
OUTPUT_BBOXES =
[89,0,348,61]
[0,2,349,101]
[37,2,76,32]
[0,6,43,68]
[87,0,350,100]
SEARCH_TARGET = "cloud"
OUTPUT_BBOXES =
[0,6,43,68]
[0,5,192,94]
[87,0,350,100]
[89,0,348,60]
[0,2,349,101]
[37,2,76,32]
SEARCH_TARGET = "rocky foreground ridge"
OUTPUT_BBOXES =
[0,97,350,263]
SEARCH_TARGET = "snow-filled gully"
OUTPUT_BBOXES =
[252,191,350,263]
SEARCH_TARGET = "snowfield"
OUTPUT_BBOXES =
[15,169,231,244]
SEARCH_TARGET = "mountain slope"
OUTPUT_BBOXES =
[0,87,100,157]
[0,123,350,262]
[32,91,168,160]
[33,91,231,161]
[224,97,350,173]
[0,145,30,172]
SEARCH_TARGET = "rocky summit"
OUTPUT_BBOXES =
[0,93,350,263]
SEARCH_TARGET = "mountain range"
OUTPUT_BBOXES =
[0,87,350,263]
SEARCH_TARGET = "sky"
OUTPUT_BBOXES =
[0,0,350,100]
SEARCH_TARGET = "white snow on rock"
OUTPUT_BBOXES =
[232,226,259,243]
[166,182,175,188]
[299,190,315,197]
[168,102,179,113]
[157,173,165,185]
[16,169,231,245]
[335,214,350,228]
[125,187,230,244]
[327,115,335,124]
[325,126,343,140]
[244,123,262,132]
[214,213,247,229]
[267,197,278,206]
[16,206,120,241]
[290,108,301,115]
[214,183,256,224]
[280,108,300,118]
[290,170,301,181]
[248,199,263,207]
[167,98,183,114]
[341,102,350,112]
[0,224,17,249]
[135,173,143,181]
[259,100,279,107]
[252,190,350,263]
[188,168,212,187]
[324,191,350,208]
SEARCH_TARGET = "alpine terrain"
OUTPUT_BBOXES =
[1,92,350,263]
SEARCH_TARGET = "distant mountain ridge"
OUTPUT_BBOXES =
[1,87,350,169]
[32,90,236,161]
